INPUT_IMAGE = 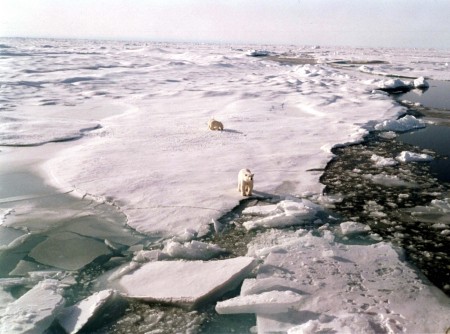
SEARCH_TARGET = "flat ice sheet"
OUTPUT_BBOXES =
[113,257,256,307]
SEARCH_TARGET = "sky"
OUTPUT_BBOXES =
[1,0,450,49]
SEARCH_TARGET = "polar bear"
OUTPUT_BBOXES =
[208,118,223,131]
[238,169,254,196]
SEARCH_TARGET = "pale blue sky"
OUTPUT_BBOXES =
[1,0,450,49]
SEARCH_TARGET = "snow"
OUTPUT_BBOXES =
[24,42,408,237]
[0,279,65,334]
[396,150,433,162]
[109,257,256,308]
[234,229,450,333]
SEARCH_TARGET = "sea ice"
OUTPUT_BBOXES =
[376,78,412,92]
[374,114,426,132]
[110,257,256,308]
[0,279,65,334]
[242,199,320,231]
[29,232,111,270]
[396,150,433,162]
[215,290,303,315]
[242,230,450,333]
[413,76,429,89]
[370,153,398,167]
[57,289,126,334]
[339,221,371,236]
[163,240,226,260]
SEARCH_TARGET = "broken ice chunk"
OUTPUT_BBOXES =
[241,278,305,296]
[57,289,127,334]
[243,199,320,231]
[215,290,303,314]
[340,221,371,236]
[112,257,256,309]
[164,240,226,260]
[0,279,65,334]
[29,232,111,270]
[374,115,426,132]
[413,76,429,89]
[396,151,433,162]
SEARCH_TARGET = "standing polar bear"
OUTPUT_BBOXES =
[208,118,223,131]
[238,169,254,196]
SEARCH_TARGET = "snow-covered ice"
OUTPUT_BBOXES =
[109,256,256,308]
[232,229,450,333]
[374,114,426,132]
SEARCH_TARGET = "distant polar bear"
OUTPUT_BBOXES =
[238,168,254,196]
[208,119,223,131]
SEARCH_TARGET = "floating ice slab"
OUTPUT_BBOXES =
[0,279,65,334]
[29,232,111,270]
[396,150,433,162]
[57,289,126,334]
[340,221,371,236]
[377,78,412,92]
[243,199,320,231]
[216,290,303,315]
[370,154,398,167]
[374,115,426,132]
[413,76,429,89]
[113,257,256,308]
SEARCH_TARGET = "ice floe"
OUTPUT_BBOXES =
[28,232,111,271]
[216,290,303,315]
[221,229,450,333]
[109,257,256,308]
[242,198,322,231]
[396,150,433,162]
[0,279,65,334]
[163,240,226,260]
[339,221,371,236]
[374,114,426,132]
[370,153,398,167]
[57,289,127,334]
[377,78,412,92]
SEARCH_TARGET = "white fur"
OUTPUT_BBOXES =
[238,168,254,196]
[208,118,223,131]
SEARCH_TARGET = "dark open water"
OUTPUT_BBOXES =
[322,79,450,295]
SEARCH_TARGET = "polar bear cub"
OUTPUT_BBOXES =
[238,169,254,196]
[208,118,223,131]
